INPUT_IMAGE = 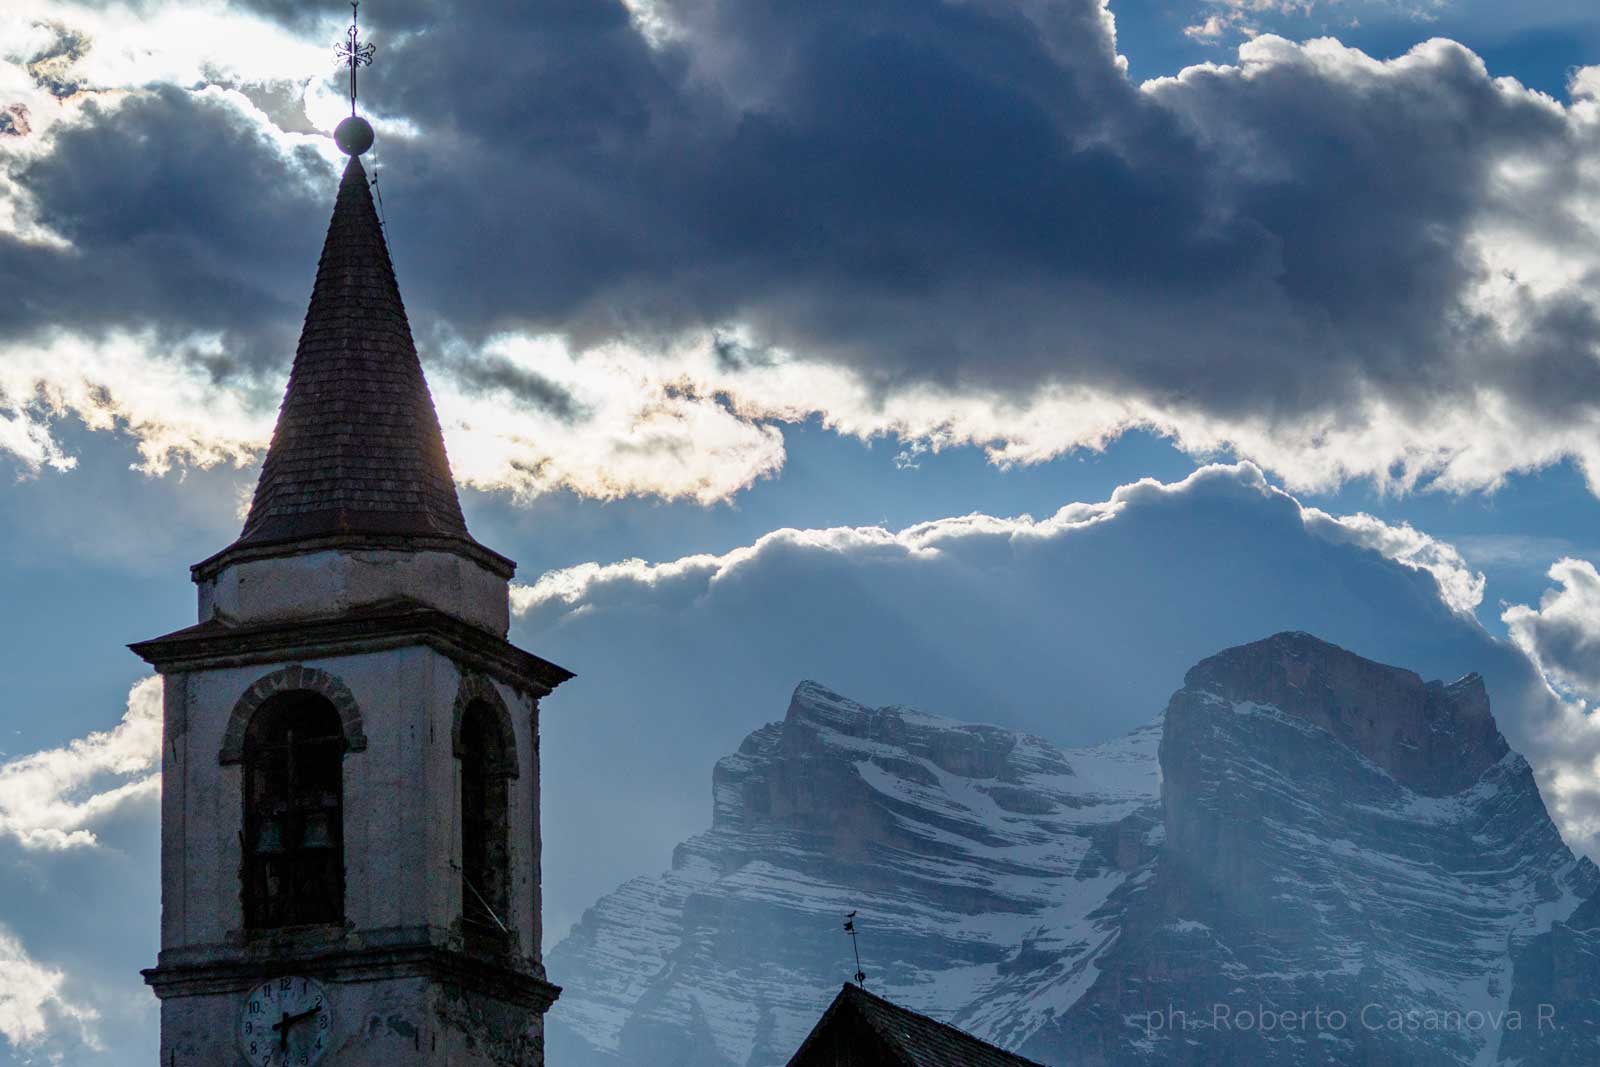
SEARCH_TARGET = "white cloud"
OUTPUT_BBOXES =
[0,295,795,509]
[1572,65,1600,103]
[514,462,1486,623]
[1182,0,1442,43]
[1301,508,1486,616]
[1502,561,1600,847]
[433,333,787,505]
[0,676,161,850]
[0,330,275,480]
[1185,16,1232,41]
[618,0,682,47]
[0,3,341,202]
[1530,695,1600,848]
[1504,558,1600,701]
[0,925,98,1055]
[0,1,331,101]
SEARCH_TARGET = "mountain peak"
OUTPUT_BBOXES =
[787,679,864,716]
[782,680,1027,780]
[1180,631,1507,795]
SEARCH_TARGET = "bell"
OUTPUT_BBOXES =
[302,813,335,849]
[255,819,284,854]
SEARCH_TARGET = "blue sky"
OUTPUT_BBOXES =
[1113,0,1600,96]
[2,0,1600,1062]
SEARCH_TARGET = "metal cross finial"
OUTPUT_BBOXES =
[336,1,376,116]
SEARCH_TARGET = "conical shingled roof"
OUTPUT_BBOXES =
[236,154,470,548]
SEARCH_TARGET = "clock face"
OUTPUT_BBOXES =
[238,976,333,1067]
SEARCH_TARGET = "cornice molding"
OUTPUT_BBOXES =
[144,933,559,1010]
[130,600,573,696]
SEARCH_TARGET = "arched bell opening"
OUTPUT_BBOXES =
[458,698,515,948]
[241,691,347,930]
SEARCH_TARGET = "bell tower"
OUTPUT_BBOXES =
[131,31,571,1062]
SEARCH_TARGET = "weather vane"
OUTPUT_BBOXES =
[336,1,376,116]
[332,1,376,156]
[844,911,866,988]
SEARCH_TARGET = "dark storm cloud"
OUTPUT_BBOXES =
[447,353,583,419]
[7,0,1600,484]
[3,86,329,376]
[362,0,1260,376]
[1144,40,1588,412]
[298,3,1600,416]
[25,0,1248,371]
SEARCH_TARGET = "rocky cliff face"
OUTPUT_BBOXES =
[546,634,1598,1066]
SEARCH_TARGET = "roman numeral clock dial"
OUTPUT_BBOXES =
[238,976,333,1066]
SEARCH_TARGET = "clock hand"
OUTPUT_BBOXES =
[273,1005,321,1031]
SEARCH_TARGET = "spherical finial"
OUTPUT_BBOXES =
[335,115,374,156]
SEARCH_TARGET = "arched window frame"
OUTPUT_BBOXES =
[452,675,518,947]
[226,666,364,932]
[221,665,366,766]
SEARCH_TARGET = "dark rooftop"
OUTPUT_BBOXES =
[787,984,1047,1067]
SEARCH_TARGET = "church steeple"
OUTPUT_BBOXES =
[196,23,513,585]
[237,154,470,548]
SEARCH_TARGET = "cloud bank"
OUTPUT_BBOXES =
[0,1,1599,504]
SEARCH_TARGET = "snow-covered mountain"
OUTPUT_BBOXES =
[1028,632,1597,1066]
[545,633,1599,1066]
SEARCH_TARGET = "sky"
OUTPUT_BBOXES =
[1,0,1599,1062]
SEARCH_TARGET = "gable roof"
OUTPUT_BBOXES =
[788,984,1047,1067]
[234,153,473,551]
